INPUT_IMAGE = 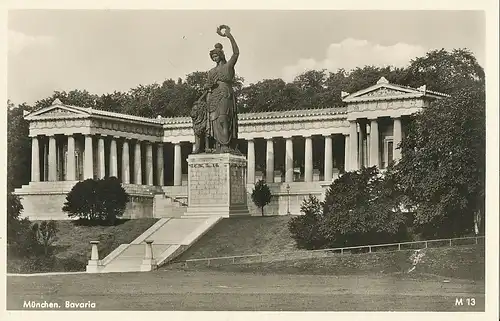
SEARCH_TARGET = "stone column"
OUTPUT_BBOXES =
[109,137,118,178]
[66,135,76,181]
[42,140,48,181]
[349,121,358,171]
[369,119,380,167]
[156,143,164,186]
[324,134,333,181]
[285,136,294,183]
[84,135,94,179]
[31,136,40,182]
[97,136,106,179]
[134,140,142,184]
[365,123,370,167]
[265,138,274,183]
[121,139,130,184]
[358,123,366,168]
[174,143,182,186]
[304,135,313,182]
[145,142,154,185]
[247,139,255,184]
[48,135,57,181]
[393,117,402,161]
[344,134,350,172]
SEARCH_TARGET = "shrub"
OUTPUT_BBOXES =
[31,220,59,255]
[62,177,129,224]
[288,195,327,249]
[251,180,272,216]
[321,166,409,247]
[7,192,37,256]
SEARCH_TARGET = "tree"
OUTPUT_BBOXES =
[7,103,32,192]
[395,84,485,238]
[239,79,288,112]
[321,167,408,247]
[62,177,129,224]
[251,180,272,216]
[7,193,30,244]
[288,195,327,249]
[31,221,59,255]
[404,48,484,95]
[33,89,99,110]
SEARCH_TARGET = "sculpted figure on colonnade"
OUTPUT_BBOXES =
[190,25,240,154]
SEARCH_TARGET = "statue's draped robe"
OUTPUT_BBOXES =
[206,63,238,147]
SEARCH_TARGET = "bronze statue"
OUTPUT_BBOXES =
[191,25,240,154]
[190,91,209,153]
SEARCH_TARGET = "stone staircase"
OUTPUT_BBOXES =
[153,194,188,218]
[91,215,222,273]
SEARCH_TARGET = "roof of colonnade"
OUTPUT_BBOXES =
[24,77,449,140]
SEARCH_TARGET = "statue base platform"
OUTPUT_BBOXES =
[186,153,250,218]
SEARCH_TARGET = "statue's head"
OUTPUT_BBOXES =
[209,43,226,63]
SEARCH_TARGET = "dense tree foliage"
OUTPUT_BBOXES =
[288,195,327,249]
[395,84,485,238]
[62,177,129,224]
[7,102,32,192]
[320,166,409,247]
[7,193,32,252]
[403,48,485,94]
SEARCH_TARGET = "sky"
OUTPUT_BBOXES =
[8,10,486,106]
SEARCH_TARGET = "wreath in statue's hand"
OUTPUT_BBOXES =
[217,25,231,37]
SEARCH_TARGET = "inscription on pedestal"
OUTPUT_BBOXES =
[187,153,249,217]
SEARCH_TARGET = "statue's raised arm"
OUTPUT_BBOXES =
[217,25,239,68]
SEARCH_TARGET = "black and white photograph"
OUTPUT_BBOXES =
[2,1,499,320]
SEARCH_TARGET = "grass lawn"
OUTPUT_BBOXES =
[176,216,298,260]
[170,245,484,282]
[6,270,484,311]
[7,218,158,273]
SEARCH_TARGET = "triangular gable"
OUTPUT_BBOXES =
[25,101,90,120]
[354,86,416,99]
[343,78,422,102]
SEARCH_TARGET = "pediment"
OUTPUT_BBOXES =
[343,84,421,102]
[25,103,90,120]
[342,77,427,102]
[356,87,412,99]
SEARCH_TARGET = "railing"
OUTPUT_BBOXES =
[178,236,485,268]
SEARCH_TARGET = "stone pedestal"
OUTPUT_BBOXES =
[86,241,102,273]
[186,153,250,217]
[140,240,158,271]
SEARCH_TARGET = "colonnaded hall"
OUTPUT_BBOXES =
[14,77,449,220]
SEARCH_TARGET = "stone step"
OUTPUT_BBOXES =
[101,265,146,273]
[92,216,223,273]
[115,244,170,258]
[148,218,206,244]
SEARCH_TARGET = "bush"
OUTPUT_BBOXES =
[7,193,38,256]
[251,180,272,216]
[31,221,59,255]
[321,167,409,247]
[288,195,327,249]
[62,177,129,224]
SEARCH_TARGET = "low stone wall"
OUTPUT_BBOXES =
[17,193,72,220]
[13,180,334,220]
[123,195,154,219]
[245,181,330,216]
[14,182,158,220]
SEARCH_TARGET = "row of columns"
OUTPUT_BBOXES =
[30,117,403,185]
[347,116,402,171]
[247,134,341,184]
[31,134,185,186]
